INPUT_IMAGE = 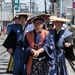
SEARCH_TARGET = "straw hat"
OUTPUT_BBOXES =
[16,13,32,20]
[49,16,70,23]
[12,15,19,21]
[32,17,44,23]
[36,14,53,22]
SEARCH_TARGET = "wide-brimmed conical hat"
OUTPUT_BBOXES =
[49,16,70,23]
[16,13,32,20]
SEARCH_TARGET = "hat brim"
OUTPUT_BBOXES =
[16,13,32,18]
[31,17,44,23]
[26,14,53,24]
[49,16,70,23]
[12,16,19,21]
[37,14,53,21]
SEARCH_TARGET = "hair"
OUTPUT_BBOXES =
[32,17,44,23]
[19,14,28,20]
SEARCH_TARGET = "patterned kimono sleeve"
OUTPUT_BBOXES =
[43,33,55,66]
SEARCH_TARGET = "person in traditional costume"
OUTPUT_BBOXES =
[3,15,21,73]
[47,21,54,30]
[7,15,20,34]
[23,17,55,75]
[48,16,75,75]
[3,13,34,75]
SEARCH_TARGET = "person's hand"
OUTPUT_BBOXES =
[31,49,36,55]
[33,51,39,57]
[64,42,71,47]
[31,49,39,57]
[8,48,13,55]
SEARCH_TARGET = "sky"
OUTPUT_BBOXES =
[5,0,50,11]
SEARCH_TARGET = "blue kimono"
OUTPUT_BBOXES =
[13,24,34,75]
[49,29,73,75]
[7,24,22,38]
[3,24,22,73]
[23,30,55,75]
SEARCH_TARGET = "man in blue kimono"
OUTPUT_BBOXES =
[3,15,22,73]
[49,16,74,75]
[3,13,34,75]
[23,17,55,75]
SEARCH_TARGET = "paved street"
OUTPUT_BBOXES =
[0,39,75,75]
[0,45,12,75]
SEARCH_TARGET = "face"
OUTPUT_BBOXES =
[14,18,19,24]
[19,16,27,24]
[54,21,62,31]
[47,25,53,30]
[33,20,43,32]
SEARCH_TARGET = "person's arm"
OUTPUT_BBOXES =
[64,35,73,47]
[42,33,55,66]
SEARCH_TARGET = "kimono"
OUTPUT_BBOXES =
[23,29,55,75]
[3,24,34,75]
[3,24,22,73]
[49,29,73,75]
[13,24,34,75]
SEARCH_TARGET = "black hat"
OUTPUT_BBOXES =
[49,21,54,25]
[32,17,44,23]
[47,21,54,27]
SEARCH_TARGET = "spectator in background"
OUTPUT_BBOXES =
[2,26,7,39]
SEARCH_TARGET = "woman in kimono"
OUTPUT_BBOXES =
[49,16,74,75]
[23,17,55,75]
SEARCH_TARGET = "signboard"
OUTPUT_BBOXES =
[14,0,20,10]
[73,2,75,8]
[57,8,60,17]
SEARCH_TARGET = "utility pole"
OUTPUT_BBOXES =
[12,0,14,17]
[44,0,47,14]
[52,2,54,14]
[30,0,31,12]
[72,0,74,24]
[59,0,62,17]
[0,0,5,29]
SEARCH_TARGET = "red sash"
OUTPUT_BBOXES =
[26,29,49,74]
